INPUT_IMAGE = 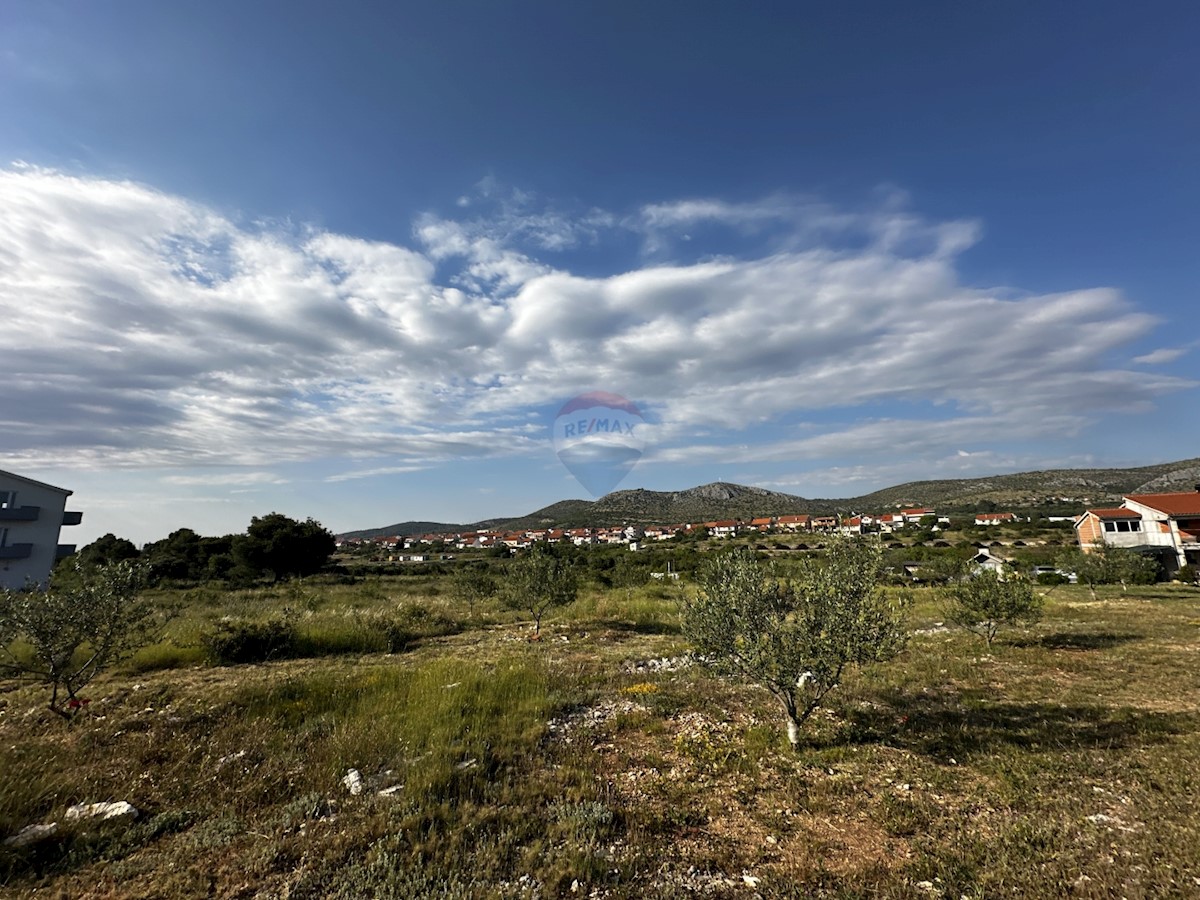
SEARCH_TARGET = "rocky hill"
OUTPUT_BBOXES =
[843,458,1200,512]
[337,457,1200,538]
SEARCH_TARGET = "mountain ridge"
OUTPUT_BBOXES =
[337,458,1200,540]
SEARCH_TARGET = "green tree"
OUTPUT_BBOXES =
[0,561,157,719]
[142,528,207,582]
[234,513,336,582]
[947,570,1042,647]
[452,563,498,614]
[683,538,907,748]
[75,533,141,569]
[503,545,579,637]
[1059,544,1161,599]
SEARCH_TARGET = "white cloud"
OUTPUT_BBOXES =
[1133,347,1188,365]
[162,472,289,486]
[1,165,1192,481]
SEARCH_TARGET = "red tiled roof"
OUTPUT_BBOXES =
[1126,492,1200,517]
[1086,507,1141,520]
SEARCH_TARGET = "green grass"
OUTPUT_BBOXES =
[1,580,1199,896]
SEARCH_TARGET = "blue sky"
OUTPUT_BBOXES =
[2,1,1196,545]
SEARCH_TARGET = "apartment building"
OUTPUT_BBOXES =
[0,470,83,590]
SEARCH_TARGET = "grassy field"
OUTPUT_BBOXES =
[2,576,1199,898]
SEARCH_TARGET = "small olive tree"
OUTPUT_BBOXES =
[452,563,499,615]
[683,538,906,748]
[946,570,1041,647]
[0,560,155,719]
[503,545,578,637]
[1058,545,1160,600]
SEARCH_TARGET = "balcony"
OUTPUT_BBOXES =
[55,544,77,559]
[0,506,39,522]
[62,510,83,526]
[0,544,33,560]
[1098,529,1178,551]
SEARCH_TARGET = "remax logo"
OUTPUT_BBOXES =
[553,391,645,496]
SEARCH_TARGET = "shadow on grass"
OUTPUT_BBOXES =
[838,690,1196,760]
[589,619,681,636]
[1009,630,1145,651]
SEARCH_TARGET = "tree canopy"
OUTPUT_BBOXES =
[234,513,336,581]
[684,538,907,747]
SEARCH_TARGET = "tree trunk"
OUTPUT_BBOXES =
[780,694,801,748]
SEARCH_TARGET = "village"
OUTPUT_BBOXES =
[341,506,1051,556]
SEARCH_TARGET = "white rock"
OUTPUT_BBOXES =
[66,801,138,822]
[377,785,403,797]
[3,822,58,847]
[342,769,363,795]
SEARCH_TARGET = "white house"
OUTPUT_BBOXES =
[970,549,1009,577]
[0,470,83,590]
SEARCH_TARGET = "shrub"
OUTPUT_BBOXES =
[1036,571,1070,586]
[202,618,298,665]
[1175,564,1197,585]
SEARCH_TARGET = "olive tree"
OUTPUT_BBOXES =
[503,545,578,637]
[452,562,499,615]
[683,538,907,748]
[1058,545,1160,600]
[0,560,156,719]
[947,570,1041,647]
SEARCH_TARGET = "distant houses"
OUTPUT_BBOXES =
[336,499,1086,560]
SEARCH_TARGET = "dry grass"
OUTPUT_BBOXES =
[1,580,1198,897]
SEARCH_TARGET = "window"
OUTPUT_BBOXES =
[1104,522,1117,532]
[0,491,13,510]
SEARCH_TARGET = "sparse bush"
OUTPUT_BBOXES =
[451,564,497,613]
[1175,564,1197,585]
[947,571,1042,647]
[1036,571,1070,586]
[202,618,299,665]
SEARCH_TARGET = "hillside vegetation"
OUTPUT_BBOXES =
[342,457,1200,537]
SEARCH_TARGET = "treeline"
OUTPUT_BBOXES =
[74,513,335,586]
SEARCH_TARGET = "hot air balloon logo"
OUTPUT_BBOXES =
[553,391,645,496]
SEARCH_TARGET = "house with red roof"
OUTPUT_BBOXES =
[705,520,740,538]
[839,516,863,535]
[775,514,810,532]
[1075,487,1200,572]
[975,512,1017,526]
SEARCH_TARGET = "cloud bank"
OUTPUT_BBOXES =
[1,165,1190,478]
